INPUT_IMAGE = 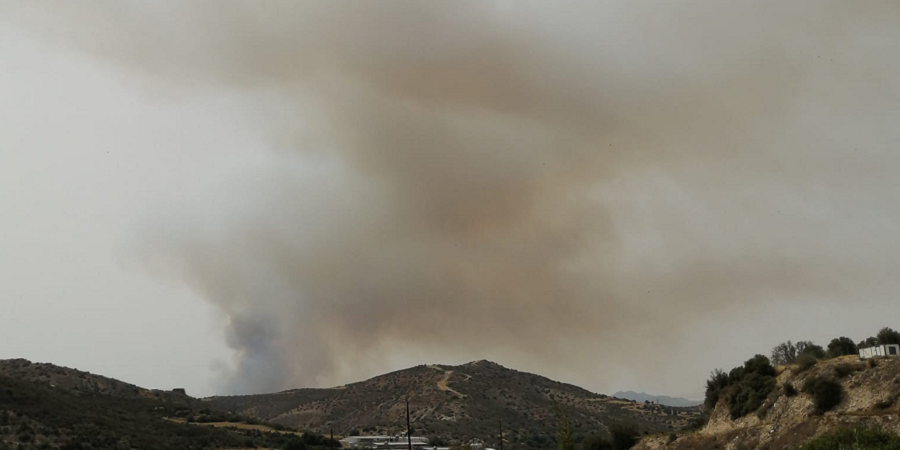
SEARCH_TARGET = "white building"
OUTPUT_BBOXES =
[340,436,430,449]
[859,344,900,359]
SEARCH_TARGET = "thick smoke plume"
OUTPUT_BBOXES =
[5,1,900,394]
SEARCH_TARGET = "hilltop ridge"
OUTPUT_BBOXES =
[208,360,701,449]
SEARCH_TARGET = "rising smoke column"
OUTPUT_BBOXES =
[5,0,900,394]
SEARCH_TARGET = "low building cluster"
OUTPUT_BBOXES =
[859,344,900,359]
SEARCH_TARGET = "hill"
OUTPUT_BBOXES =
[612,392,701,408]
[207,360,702,449]
[0,359,331,450]
[635,355,900,450]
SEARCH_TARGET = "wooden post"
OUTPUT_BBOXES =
[499,420,503,450]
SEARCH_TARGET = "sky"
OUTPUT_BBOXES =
[1,1,899,400]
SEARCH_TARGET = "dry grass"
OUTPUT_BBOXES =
[167,418,301,435]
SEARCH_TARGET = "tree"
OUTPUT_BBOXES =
[877,327,900,345]
[771,341,797,365]
[796,341,826,360]
[743,354,776,377]
[858,336,878,349]
[555,403,575,450]
[827,337,857,358]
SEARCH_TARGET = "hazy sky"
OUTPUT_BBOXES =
[1,1,899,400]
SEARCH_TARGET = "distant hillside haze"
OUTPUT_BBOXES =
[207,360,702,449]
[612,391,701,408]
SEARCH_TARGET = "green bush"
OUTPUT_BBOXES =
[724,355,777,420]
[582,434,612,450]
[803,376,844,414]
[798,426,900,450]
[728,372,776,419]
[285,438,308,450]
[608,422,639,450]
[704,369,730,410]
[783,383,797,397]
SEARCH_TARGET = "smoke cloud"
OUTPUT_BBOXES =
[5,0,900,395]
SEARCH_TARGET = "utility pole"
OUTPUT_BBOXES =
[406,399,412,450]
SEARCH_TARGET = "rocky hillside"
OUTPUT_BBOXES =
[0,358,187,402]
[0,359,321,450]
[635,356,900,450]
[208,360,702,449]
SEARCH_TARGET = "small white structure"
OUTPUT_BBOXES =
[859,344,900,359]
[341,436,430,450]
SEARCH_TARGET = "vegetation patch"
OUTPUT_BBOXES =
[795,354,818,374]
[797,426,900,450]
[725,355,777,420]
[802,376,844,414]
[783,383,798,397]
[834,362,866,378]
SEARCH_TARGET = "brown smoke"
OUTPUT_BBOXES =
[6,0,900,394]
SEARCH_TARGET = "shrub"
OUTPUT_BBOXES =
[285,438,308,450]
[17,431,34,443]
[803,376,844,414]
[869,358,879,368]
[798,426,900,450]
[783,383,797,397]
[704,369,730,410]
[875,396,895,410]
[683,413,709,432]
[608,422,639,450]
[582,434,612,450]
[727,372,776,419]
[755,397,775,420]
[724,355,777,420]
[667,433,677,443]
[834,362,865,378]
[795,354,817,373]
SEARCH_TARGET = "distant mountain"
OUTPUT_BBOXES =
[612,391,701,407]
[208,360,702,449]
